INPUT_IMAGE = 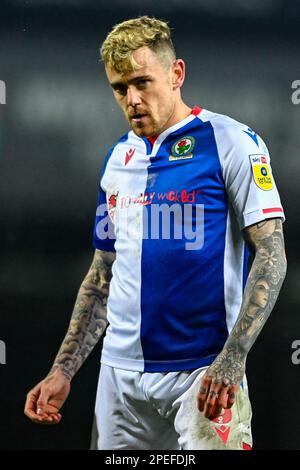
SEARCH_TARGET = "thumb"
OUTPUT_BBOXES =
[36,386,52,414]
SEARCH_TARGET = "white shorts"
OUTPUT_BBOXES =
[91,364,252,450]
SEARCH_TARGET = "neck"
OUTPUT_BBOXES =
[170,98,192,127]
[159,100,192,135]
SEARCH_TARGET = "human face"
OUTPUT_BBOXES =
[105,47,183,137]
[252,279,270,308]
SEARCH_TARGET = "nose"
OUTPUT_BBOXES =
[127,85,142,107]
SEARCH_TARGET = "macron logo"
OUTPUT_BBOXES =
[243,127,259,147]
[125,148,135,166]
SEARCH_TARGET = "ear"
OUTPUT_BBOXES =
[172,59,185,90]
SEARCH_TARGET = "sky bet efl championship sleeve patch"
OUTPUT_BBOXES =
[249,154,273,191]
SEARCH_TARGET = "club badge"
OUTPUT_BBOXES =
[169,136,195,161]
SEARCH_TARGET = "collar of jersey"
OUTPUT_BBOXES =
[141,106,201,156]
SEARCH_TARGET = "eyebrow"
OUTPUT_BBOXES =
[110,75,152,88]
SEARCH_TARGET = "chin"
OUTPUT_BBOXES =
[132,127,152,138]
[132,128,144,137]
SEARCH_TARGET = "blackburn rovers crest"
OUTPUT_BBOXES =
[169,136,195,161]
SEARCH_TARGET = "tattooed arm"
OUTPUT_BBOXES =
[197,218,287,419]
[24,249,116,424]
[50,248,115,380]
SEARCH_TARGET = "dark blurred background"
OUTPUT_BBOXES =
[0,0,299,450]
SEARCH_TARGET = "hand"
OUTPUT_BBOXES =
[24,368,71,425]
[197,349,246,420]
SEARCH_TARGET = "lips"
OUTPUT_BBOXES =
[129,113,148,121]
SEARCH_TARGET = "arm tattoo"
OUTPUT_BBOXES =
[233,219,287,348]
[209,218,287,384]
[48,249,116,381]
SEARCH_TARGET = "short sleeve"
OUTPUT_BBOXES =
[92,149,116,252]
[217,123,285,230]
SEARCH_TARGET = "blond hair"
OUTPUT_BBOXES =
[100,16,176,73]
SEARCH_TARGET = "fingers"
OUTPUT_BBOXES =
[25,400,61,425]
[36,402,62,425]
[226,384,239,408]
[25,401,62,425]
[197,376,222,419]
[36,410,62,425]
[197,376,211,412]
[26,409,61,425]
[24,385,40,418]
[24,384,62,425]
[197,375,240,420]
[217,380,230,409]
[203,386,222,420]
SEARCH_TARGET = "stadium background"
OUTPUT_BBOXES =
[0,0,299,449]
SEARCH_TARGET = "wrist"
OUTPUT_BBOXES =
[222,337,248,360]
[48,364,73,382]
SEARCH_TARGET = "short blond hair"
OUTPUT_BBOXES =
[100,16,176,73]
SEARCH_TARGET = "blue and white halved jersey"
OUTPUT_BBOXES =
[93,107,285,372]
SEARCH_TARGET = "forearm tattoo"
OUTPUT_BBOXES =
[222,219,287,370]
[48,250,116,381]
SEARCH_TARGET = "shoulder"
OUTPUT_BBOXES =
[101,130,145,180]
[199,109,267,155]
[105,131,130,159]
[200,109,255,141]
[101,131,131,170]
[107,130,144,157]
